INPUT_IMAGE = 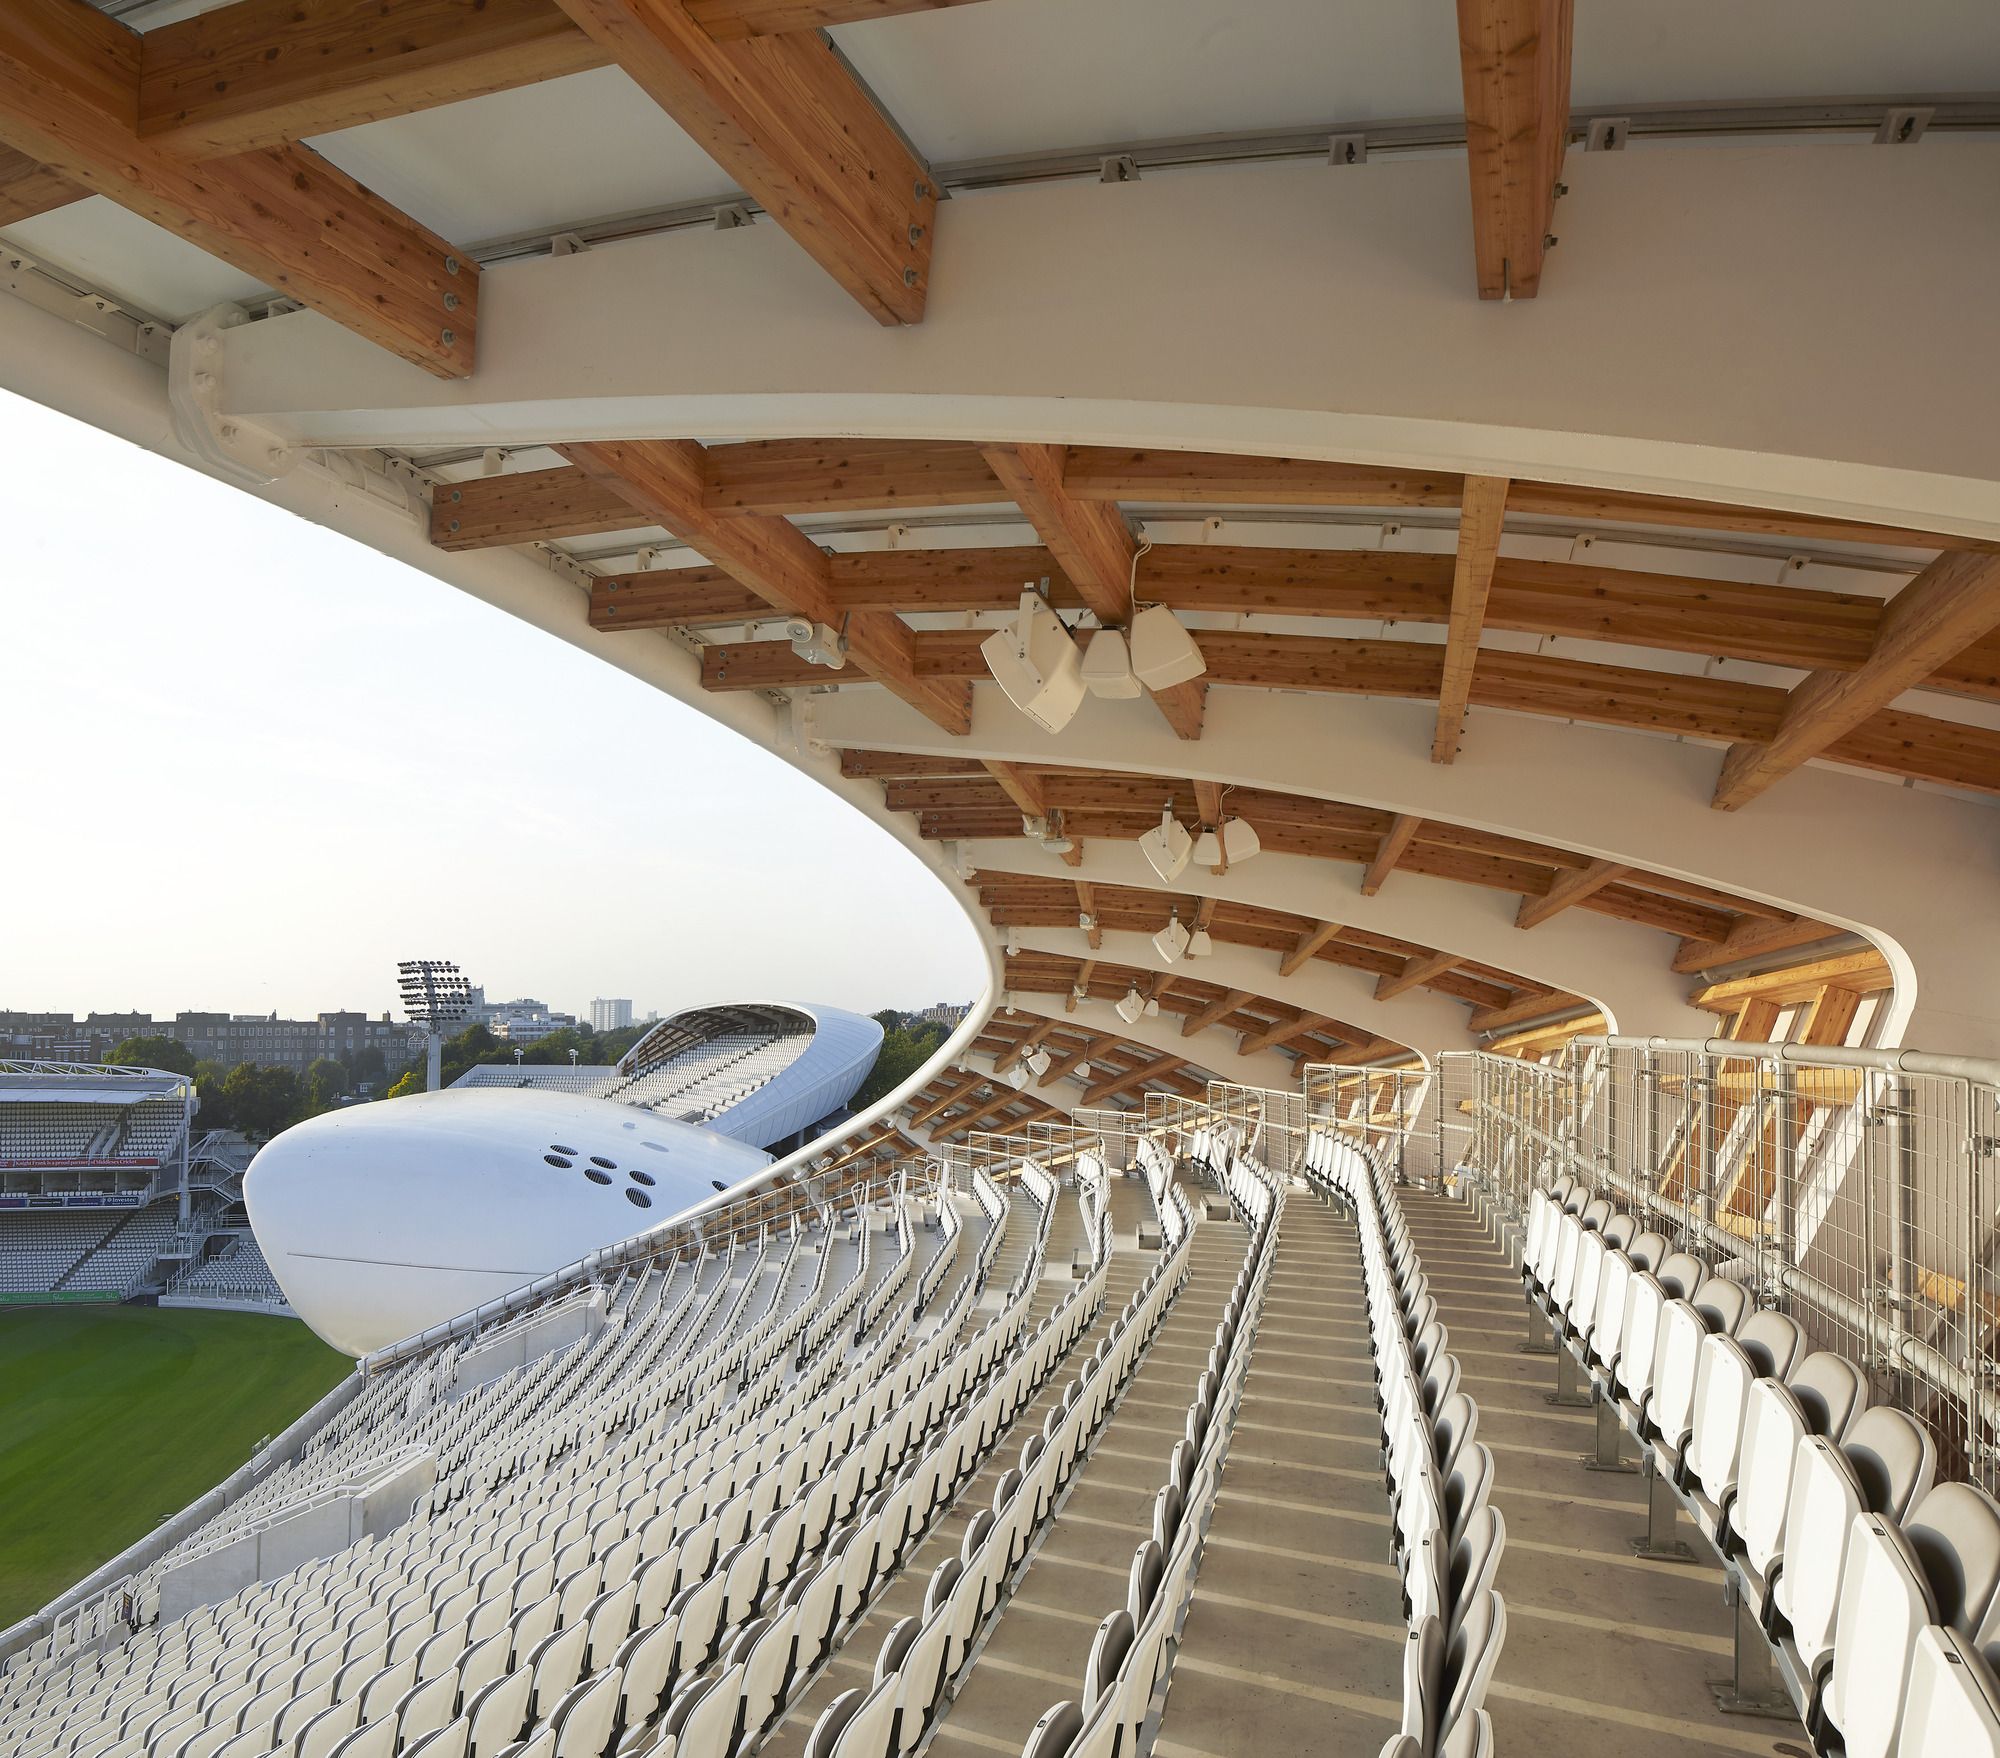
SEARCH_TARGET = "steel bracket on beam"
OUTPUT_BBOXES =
[167,305,298,489]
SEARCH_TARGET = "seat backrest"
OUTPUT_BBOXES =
[1824,1514,1936,1758]
[1908,1481,2000,1634]
[1779,1437,1866,1670]
[1736,1379,1809,1580]
[1655,1251,1704,1301]
[1016,1701,1083,1758]
[1788,1351,1868,1441]
[1447,1508,1507,1640]
[1691,1276,1751,1336]
[1625,1230,1670,1274]
[1442,1591,1508,1745]
[1601,1213,1637,1252]
[1734,1311,1804,1381]
[1900,1626,2000,1758]
[1845,1406,1938,1521]
[1127,1539,1163,1626]
[1083,1609,1134,1710]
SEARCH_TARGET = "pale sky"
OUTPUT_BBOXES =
[0,391,985,1025]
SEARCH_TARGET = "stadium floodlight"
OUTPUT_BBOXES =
[1138,807,1193,883]
[398,959,473,1092]
[1153,914,1191,964]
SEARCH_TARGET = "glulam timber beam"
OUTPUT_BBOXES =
[1181,990,1252,1039]
[1238,1013,1332,1058]
[1279,921,1345,979]
[1515,859,1630,929]
[982,761,1046,819]
[1799,986,1864,1047]
[1467,988,1567,1035]
[550,0,936,324]
[1374,950,1459,1003]
[1712,550,2000,810]
[1688,952,1894,1013]
[136,0,606,156]
[0,143,84,222]
[1455,0,1572,300]
[1075,881,1101,950]
[561,439,970,734]
[1081,1053,1185,1107]
[1362,815,1423,897]
[935,1083,1034,1140]
[983,442,1207,741]
[1038,1034,1107,1086]
[907,1068,983,1128]
[1064,962,1096,1013]
[1671,916,1848,977]
[0,0,478,376]
[1433,475,1509,761]
[687,0,990,41]
[993,1020,1055,1076]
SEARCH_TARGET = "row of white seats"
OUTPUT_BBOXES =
[1015,1156,1273,1758]
[1524,1178,2000,1757]
[0,1192,996,1752]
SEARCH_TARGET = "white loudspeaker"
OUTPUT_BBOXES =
[1138,808,1192,883]
[1080,627,1143,698]
[982,590,1086,732]
[1153,917,1191,964]
[1222,817,1261,863]
[1129,604,1206,689]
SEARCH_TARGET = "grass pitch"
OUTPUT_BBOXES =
[0,1305,350,1628]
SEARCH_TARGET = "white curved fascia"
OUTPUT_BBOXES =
[220,145,2000,540]
[964,840,1715,1042]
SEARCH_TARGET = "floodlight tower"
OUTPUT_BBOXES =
[397,959,473,1092]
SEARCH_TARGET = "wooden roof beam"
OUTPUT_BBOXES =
[1671,915,1847,976]
[1362,815,1423,896]
[688,0,990,40]
[1374,950,1460,1003]
[560,439,970,734]
[1455,0,1572,300]
[1689,952,1894,1012]
[1238,1012,1333,1058]
[0,0,477,376]
[1432,475,1509,761]
[1279,921,1345,979]
[1075,880,1102,950]
[982,761,1046,819]
[0,143,84,222]
[1081,1052,1185,1107]
[1064,961,1097,1013]
[983,442,1207,741]
[1039,1034,1109,1086]
[1516,858,1630,929]
[1712,550,2000,810]
[934,1083,1030,1140]
[993,1020,1055,1076]
[550,0,935,324]
[1181,989,1253,1039]
[906,1068,984,1128]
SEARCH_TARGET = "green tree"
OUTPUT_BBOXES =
[851,1020,947,1109]
[221,1063,301,1140]
[345,1045,386,1090]
[107,1035,199,1077]
[304,1057,347,1113]
[191,1060,233,1130]
[385,1069,425,1100]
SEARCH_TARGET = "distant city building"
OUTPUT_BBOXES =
[590,998,634,1033]
[915,1002,972,1028]
[484,1000,577,1043]
[0,1009,421,1075]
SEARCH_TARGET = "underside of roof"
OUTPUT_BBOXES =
[2,0,1998,1176]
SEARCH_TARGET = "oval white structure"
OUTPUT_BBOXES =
[243,1089,772,1355]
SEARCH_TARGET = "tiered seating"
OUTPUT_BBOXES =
[176,1236,285,1304]
[1304,1134,1506,1758]
[0,1105,108,1166]
[0,1167,1162,1758]
[1009,1154,1271,1758]
[0,1209,123,1294]
[1521,1175,2000,1757]
[64,1204,178,1294]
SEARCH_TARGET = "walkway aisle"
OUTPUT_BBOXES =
[1154,1190,1404,1757]
[922,1194,1243,1758]
[1400,1191,1793,1758]
[760,1183,1130,1758]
